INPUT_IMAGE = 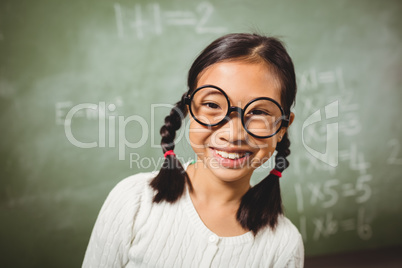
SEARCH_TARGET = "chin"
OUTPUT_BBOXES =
[206,164,254,182]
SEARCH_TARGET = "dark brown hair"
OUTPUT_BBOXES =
[150,33,297,235]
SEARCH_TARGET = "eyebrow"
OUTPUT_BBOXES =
[196,88,225,98]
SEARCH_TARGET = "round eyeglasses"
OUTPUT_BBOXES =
[184,85,289,139]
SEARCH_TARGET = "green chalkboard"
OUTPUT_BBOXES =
[1,0,402,267]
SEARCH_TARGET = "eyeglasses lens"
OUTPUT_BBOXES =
[191,87,228,125]
[243,99,283,137]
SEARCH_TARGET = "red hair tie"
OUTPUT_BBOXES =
[270,169,282,177]
[164,150,175,158]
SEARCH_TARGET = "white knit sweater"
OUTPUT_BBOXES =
[82,171,304,267]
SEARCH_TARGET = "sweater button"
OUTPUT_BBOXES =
[208,235,218,243]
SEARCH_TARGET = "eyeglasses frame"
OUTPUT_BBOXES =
[184,85,290,139]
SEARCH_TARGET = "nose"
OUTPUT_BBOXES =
[216,109,247,145]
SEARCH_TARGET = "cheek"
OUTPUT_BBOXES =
[249,137,278,162]
[247,135,278,151]
[258,146,276,160]
[188,120,211,150]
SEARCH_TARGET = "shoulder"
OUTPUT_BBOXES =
[111,171,157,195]
[257,216,304,267]
[274,216,304,267]
[83,171,158,267]
[100,171,158,215]
[275,216,302,240]
[259,216,302,246]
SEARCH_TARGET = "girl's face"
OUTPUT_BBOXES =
[189,61,294,183]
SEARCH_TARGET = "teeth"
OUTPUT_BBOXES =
[215,150,246,159]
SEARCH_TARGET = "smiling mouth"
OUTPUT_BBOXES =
[213,149,252,160]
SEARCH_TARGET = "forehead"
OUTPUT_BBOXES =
[196,61,282,105]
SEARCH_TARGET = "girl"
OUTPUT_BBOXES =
[83,33,304,267]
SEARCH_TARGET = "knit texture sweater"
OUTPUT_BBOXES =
[82,171,304,267]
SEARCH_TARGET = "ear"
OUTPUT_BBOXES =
[288,112,295,126]
[278,112,295,142]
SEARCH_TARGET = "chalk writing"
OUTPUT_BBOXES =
[55,98,123,125]
[295,176,371,211]
[306,208,372,241]
[293,65,376,244]
[387,138,402,165]
[298,67,344,91]
[114,2,227,39]
[312,212,338,241]
[339,90,361,136]
[339,143,370,174]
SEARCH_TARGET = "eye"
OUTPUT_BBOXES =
[202,102,221,109]
[248,109,270,116]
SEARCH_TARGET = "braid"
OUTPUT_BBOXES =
[159,95,187,152]
[275,132,291,172]
[150,94,190,203]
[237,131,291,235]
